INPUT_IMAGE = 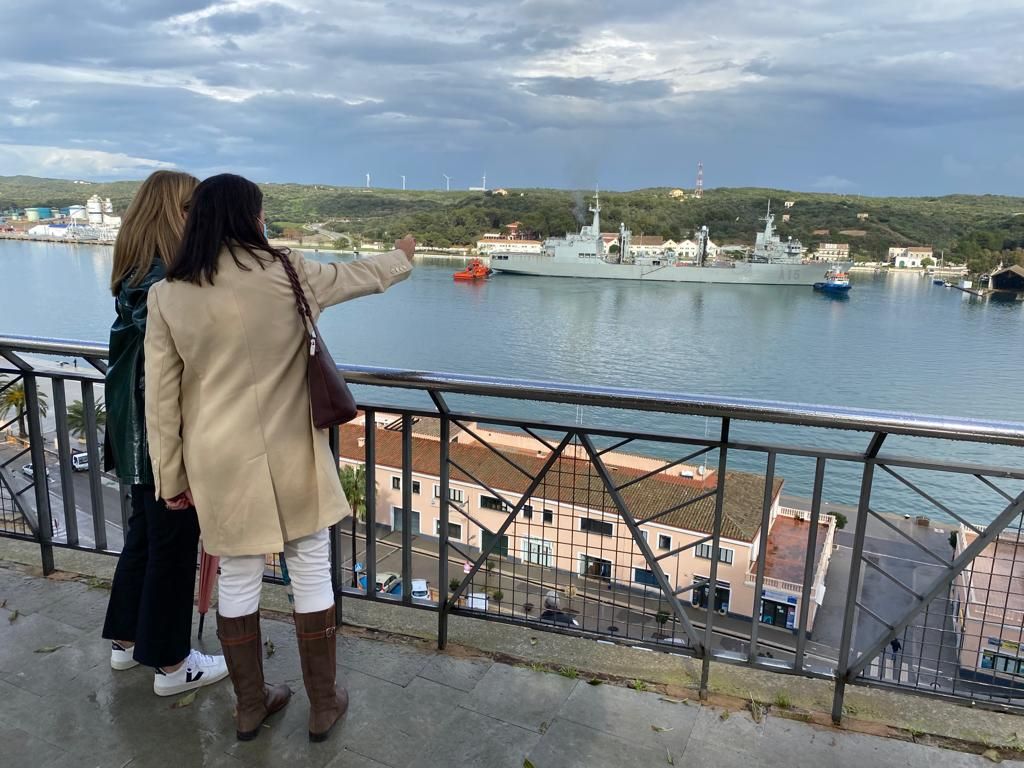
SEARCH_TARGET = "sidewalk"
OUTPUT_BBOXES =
[1,559,1020,767]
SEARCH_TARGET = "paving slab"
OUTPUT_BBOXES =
[463,663,578,733]
[526,717,669,768]
[2,554,1024,768]
[557,681,698,758]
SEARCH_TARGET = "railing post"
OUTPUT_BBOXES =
[747,452,776,664]
[329,428,342,626]
[700,417,729,701]
[328,426,343,604]
[23,375,54,574]
[81,382,106,550]
[832,455,876,723]
[794,457,826,671]
[438,414,451,650]
[50,379,78,545]
[364,410,377,600]
[401,414,413,605]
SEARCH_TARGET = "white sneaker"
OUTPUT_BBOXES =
[153,649,229,697]
[110,641,139,671]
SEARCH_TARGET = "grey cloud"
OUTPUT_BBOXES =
[517,76,674,102]
[0,0,1021,193]
[203,11,266,36]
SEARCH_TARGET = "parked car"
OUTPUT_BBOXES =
[377,571,401,594]
[21,463,51,481]
[410,579,429,600]
[354,567,401,593]
[539,609,580,628]
[71,452,89,472]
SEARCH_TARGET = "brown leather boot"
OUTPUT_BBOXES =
[295,604,349,742]
[217,612,292,741]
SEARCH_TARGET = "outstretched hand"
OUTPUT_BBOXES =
[395,235,416,263]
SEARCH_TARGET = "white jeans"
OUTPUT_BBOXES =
[218,529,334,617]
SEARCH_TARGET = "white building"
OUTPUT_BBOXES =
[476,236,542,255]
[675,238,721,262]
[889,246,933,268]
[815,243,850,260]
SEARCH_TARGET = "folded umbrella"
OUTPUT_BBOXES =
[197,543,219,638]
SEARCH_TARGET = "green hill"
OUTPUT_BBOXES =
[3,175,1022,271]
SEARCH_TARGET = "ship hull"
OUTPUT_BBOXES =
[490,256,847,286]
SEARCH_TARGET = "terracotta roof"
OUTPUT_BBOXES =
[339,423,782,542]
[759,515,828,583]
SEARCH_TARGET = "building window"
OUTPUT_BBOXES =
[391,507,421,534]
[580,554,612,580]
[412,480,421,495]
[658,534,672,551]
[434,485,465,504]
[634,568,659,587]
[522,505,533,520]
[522,537,552,567]
[482,531,509,557]
[580,517,613,536]
[392,476,401,490]
[542,509,554,524]
[640,530,649,542]
[981,652,1024,675]
[435,519,462,541]
[694,543,734,565]
[481,495,504,511]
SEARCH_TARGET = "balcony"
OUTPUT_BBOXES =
[3,334,1024,765]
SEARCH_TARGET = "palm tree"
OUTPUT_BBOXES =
[0,377,49,438]
[67,398,106,439]
[339,464,367,522]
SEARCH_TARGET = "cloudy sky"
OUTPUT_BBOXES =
[2,0,1022,194]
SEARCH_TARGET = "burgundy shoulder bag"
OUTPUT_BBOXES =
[277,253,358,428]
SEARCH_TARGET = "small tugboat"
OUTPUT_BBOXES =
[453,258,492,281]
[813,269,851,294]
[932,278,945,285]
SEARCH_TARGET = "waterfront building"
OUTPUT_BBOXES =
[889,246,934,268]
[476,221,542,255]
[815,243,851,260]
[338,414,835,633]
[954,527,1024,687]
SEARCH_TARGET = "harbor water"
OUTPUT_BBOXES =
[1,240,1021,522]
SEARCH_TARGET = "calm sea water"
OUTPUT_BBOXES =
[2,240,1022,520]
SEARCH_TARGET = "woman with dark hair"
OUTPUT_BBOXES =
[101,169,229,696]
[145,173,413,742]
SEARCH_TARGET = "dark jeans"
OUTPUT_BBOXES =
[101,485,200,668]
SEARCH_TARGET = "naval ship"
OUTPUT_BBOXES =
[490,196,851,286]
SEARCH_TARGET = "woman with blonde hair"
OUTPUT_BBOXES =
[101,170,229,696]
[145,173,413,741]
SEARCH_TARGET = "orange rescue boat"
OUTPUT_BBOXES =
[453,258,493,281]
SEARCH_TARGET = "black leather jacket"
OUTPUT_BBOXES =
[104,259,164,486]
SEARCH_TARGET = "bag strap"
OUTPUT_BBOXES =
[276,253,319,354]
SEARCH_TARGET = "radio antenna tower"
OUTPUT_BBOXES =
[695,161,704,199]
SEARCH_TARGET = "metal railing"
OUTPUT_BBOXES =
[2,333,1024,724]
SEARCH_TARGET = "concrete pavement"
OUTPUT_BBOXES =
[2,558,1020,768]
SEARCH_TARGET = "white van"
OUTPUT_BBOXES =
[71,452,89,472]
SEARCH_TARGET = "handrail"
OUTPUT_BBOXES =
[3,333,1024,446]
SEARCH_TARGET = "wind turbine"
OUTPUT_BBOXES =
[442,174,451,192]
[401,175,406,191]
[365,173,371,189]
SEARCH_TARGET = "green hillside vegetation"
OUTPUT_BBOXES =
[3,175,1023,272]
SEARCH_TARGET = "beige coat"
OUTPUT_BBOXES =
[145,247,412,556]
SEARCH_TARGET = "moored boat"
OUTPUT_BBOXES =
[454,258,492,281]
[813,269,851,294]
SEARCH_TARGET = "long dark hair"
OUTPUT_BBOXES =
[167,173,287,285]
